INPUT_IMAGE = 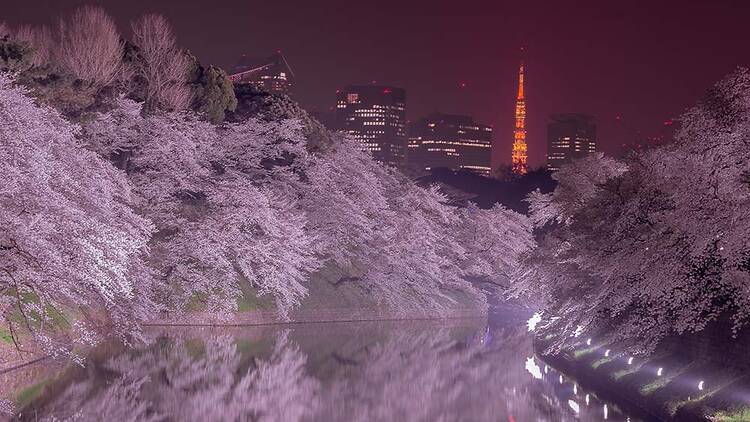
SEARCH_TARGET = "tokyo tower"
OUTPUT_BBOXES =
[511,60,528,175]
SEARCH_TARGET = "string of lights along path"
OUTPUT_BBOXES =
[511,59,528,175]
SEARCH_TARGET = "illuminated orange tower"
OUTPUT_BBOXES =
[511,60,528,175]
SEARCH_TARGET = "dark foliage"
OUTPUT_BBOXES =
[187,55,237,123]
[229,84,333,152]
[417,167,557,214]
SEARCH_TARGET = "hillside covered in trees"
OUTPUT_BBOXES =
[0,7,533,357]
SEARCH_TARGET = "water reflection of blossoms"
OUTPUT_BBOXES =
[35,332,319,421]
[26,323,619,421]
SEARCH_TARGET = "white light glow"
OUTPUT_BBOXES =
[573,383,578,395]
[657,367,663,376]
[568,400,580,413]
[527,312,542,331]
[525,357,543,380]
[559,374,564,384]
[585,394,590,406]
[604,404,609,419]
[586,338,592,346]
[605,349,611,357]
[627,357,634,365]
[544,365,549,374]
[698,380,705,391]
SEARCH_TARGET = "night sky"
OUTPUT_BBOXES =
[4,0,749,168]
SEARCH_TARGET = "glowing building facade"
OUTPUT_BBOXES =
[229,52,294,95]
[407,113,492,176]
[511,62,528,175]
[546,114,597,171]
[336,85,407,166]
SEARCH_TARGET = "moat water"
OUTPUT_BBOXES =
[16,312,638,421]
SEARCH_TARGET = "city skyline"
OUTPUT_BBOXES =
[3,0,747,168]
[407,113,493,176]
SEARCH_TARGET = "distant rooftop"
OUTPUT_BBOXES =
[230,52,295,80]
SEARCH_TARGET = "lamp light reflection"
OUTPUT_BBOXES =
[525,357,542,380]
[568,400,580,413]
[527,312,542,331]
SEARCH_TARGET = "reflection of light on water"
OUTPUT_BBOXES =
[527,354,635,421]
[568,399,580,413]
[527,312,542,331]
[525,357,543,379]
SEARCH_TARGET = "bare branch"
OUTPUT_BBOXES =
[13,24,53,67]
[57,6,123,87]
[130,14,192,112]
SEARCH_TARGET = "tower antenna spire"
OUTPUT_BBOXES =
[511,48,528,175]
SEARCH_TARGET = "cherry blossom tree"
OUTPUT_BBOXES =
[302,135,534,316]
[0,75,154,354]
[83,101,320,320]
[514,69,750,353]
[456,203,534,291]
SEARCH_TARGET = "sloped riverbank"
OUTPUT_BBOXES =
[535,327,750,421]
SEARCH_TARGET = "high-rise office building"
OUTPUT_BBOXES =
[408,113,492,176]
[546,114,597,171]
[229,52,294,95]
[335,85,407,166]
